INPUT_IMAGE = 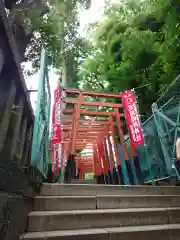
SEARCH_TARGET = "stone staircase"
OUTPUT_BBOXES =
[21,184,180,240]
[71,179,96,184]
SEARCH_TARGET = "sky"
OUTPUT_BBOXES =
[79,0,105,36]
[26,0,106,112]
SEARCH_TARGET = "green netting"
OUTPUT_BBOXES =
[118,74,180,184]
[117,74,180,183]
[118,116,169,184]
[152,74,180,178]
[31,49,51,178]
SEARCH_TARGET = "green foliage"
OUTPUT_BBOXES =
[12,104,19,115]
[78,0,180,118]
[21,0,92,87]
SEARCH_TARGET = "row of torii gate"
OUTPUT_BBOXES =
[51,87,144,184]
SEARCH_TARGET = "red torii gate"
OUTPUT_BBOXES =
[51,87,144,184]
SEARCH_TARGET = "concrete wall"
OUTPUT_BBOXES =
[0,192,33,240]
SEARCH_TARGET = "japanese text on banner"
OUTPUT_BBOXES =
[121,90,144,145]
[51,87,62,145]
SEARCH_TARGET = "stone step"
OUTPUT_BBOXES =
[97,195,180,209]
[27,207,180,232]
[40,183,180,196]
[33,195,180,211]
[22,224,180,240]
[71,179,96,184]
[33,196,96,211]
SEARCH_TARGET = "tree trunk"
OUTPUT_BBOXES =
[8,0,48,62]
[60,19,68,88]
[61,55,67,88]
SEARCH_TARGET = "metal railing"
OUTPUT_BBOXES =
[0,1,34,193]
[0,1,51,193]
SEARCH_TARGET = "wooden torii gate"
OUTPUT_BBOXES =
[57,88,142,184]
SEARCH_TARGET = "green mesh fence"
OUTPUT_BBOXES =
[118,75,180,183]
[118,116,169,184]
[152,74,180,178]
[31,49,51,178]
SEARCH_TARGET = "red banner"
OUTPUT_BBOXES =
[51,87,62,172]
[121,90,144,145]
[51,86,62,145]
[51,124,61,145]
[52,145,56,173]
[52,87,62,125]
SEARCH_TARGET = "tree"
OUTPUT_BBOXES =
[5,0,49,61]
[78,0,180,118]
[3,0,92,88]
[28,0,92,87]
